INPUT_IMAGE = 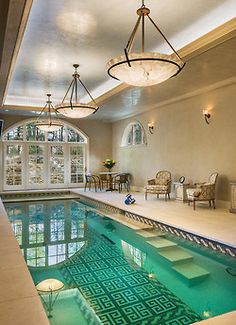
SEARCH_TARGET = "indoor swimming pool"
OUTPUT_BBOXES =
[4,199,236,325]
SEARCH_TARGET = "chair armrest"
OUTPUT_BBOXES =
[92,175,100,182]
[194,182,205,188]
[147,179,155,185]
[199,183,215,197]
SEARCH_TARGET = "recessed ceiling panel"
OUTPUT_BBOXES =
[4,0,236,116]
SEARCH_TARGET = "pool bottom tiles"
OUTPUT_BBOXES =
[33,228,202,325]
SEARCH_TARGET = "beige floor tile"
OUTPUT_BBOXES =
[0,296,49,325]
[0,265,37,303]
[192,311,236,324]
[0,247,26,270]
[73,189,236,248]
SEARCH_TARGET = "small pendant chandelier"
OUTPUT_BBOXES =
[107,0,185,87]
[36,94,63,132]
[55,64,99,118]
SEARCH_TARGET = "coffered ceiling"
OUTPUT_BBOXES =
[0,0,236,121]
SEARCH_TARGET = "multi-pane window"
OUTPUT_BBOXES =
[27,247,46,267]
[3,126,23,141]
[50,145,65,184]
[26,123,45,141]
[28,145,45,185]
[122,121,146,147]
[121,240,146,267]
[70,146,84,184]
[5,145,23,186]
[2,120,88,189]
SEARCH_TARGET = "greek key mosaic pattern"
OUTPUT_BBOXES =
[61,229,201,325]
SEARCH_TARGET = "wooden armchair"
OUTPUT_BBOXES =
[84,174,101,192]
[186,172,218,210]
[112,173,130,193]
[145,171,171,201]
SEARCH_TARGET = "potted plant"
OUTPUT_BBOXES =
[103,159,116,172]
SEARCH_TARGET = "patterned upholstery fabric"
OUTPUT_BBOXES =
[145,171,171,200]
[186,172,218,210]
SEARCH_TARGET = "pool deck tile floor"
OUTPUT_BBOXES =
[192,311,236,324]
[73,189,236,248]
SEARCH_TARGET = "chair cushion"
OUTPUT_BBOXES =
[145,185,168,191]
[186,188,201,197]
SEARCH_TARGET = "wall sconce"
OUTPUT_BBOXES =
[203,109,211,124]
[148,122,154,134]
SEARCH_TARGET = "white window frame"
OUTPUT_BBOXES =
[121,121,147,148]
[1,119,89,191]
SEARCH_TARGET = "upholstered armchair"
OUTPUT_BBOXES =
[186,172,218,210]
[145,171,171,201]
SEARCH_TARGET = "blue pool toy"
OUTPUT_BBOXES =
[124,193,135,205]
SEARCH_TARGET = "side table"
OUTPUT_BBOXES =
[229,182,236,213]
[173,182,191,202]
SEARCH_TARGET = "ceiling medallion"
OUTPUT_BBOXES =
[107,0,185,87]
[36,94,63,132]
[56,64,99,118]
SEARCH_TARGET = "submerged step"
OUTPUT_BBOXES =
[158,247,193,264]
[147,237,177,250]
[136,229,165,238]
[172,262,210,284]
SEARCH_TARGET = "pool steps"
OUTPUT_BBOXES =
[146,237,178,249]
[89,209,153,230]
[172,262,210,284]
[135,229,165,238]
[136,229,210,285]
[158,247,193,264]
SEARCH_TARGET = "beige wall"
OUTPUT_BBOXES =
[0,115,112,190]
[112,82,236,202]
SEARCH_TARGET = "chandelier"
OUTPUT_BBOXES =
[36,94,63,132]
[55,64,98,118]
[107,0,185,87]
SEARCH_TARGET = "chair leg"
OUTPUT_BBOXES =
[193,200,196,210]
[188,200,190,206]
[212,199,216,209]
[145,192,147,200]
[168,193,170,200]
[84,183,87,192]
[209,200,211,207]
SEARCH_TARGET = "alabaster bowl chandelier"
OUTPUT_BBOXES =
[107,0,185,87]
[55,64,99,118]
[36,94,63,132]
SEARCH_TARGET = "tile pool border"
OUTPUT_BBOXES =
[78,194,236,258]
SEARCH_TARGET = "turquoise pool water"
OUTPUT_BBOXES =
[5,199,236,325]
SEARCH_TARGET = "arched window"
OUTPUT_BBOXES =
[121,121,146,147]
[1,120,88,190]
